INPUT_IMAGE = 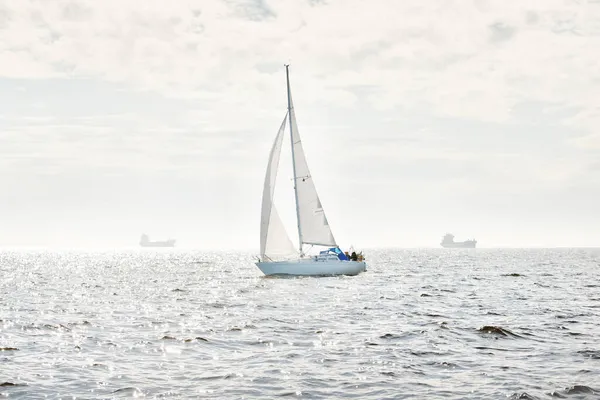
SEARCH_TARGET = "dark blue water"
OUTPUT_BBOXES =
[1,248,599,399]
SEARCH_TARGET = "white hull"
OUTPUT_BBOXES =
[256,259,366,276]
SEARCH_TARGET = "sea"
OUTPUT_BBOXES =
[1,248,599,399]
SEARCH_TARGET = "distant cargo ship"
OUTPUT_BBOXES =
[440,233,476,248]
[139,234,176,247]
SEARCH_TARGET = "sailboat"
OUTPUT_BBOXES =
[255,65,367,277]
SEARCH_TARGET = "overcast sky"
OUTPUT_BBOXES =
[1,0,599,249]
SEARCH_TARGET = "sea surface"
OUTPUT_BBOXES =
[1,248,599,399]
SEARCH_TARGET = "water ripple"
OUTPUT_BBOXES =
[1,248,599,398]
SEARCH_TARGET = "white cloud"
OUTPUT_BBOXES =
[1,0,599,126]
[570,132,600,150]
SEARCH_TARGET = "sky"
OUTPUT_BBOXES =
[1,0,600,249]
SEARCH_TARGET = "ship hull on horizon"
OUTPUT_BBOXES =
[441,241,477,248]
[140,240,176,248]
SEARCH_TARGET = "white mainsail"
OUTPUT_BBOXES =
[260,114,298,260]
[288,97,337,249]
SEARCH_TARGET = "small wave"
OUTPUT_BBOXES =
[45,323,72,331]
[380,331,420,340]
[427,361,461,369]
[161,335,209,342]
[549,385,599,397]
[424,313,447,318]
[207,302,227,309]
[509,393,540,400]
[477,325,523,338]
[184,337,209,342]
[556,313,590,319]
[274,390,303,397]
[0,382,26,387]
[474,346,509,352]
[197,374,227,381]
[379,333,401,339]
[112,387,145,396]
[19,323,71,332]
[89,363,109,370]
[502,273,525,277]
[577,350,600,359]
[410,350,447,357]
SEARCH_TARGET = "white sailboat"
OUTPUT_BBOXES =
[255,65,367,277]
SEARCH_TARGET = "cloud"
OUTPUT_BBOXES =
[0,118,263,177]
[569,131,600,150]
[1,0,599,129]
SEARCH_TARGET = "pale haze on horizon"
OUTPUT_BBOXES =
[1,0,599,250]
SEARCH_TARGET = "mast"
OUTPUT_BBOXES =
[285,64,303,255]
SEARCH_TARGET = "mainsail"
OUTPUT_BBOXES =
[288,96,337,249]
[260,114,298,260]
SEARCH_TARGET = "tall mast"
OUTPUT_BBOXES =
[285,64,303,255]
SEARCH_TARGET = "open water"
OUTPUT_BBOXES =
[1,248,599,399]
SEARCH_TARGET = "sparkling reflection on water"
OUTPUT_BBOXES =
[1,248,599,399]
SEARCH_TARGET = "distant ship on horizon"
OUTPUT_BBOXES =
[139,234,176,248]
[440,233,477,248]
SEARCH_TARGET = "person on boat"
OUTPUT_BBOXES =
[344,251,350,260]
[350,251,358,261]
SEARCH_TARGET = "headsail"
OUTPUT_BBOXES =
[288,97,337,248]
[260,113,298,260]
